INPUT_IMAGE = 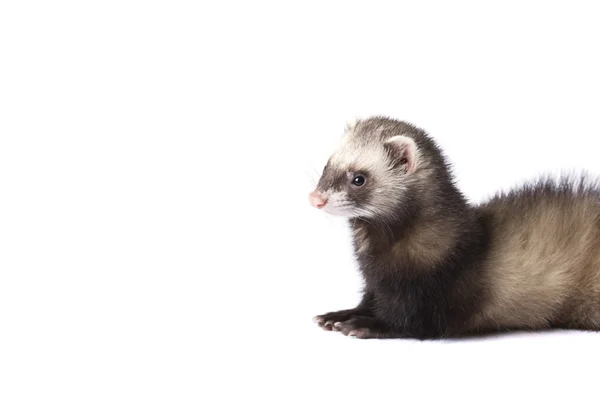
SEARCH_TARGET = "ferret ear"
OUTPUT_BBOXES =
[384,135,418,174]
[344,116,359,133]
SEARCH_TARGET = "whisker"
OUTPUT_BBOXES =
[303,167,324,186]
[357,216,376,230]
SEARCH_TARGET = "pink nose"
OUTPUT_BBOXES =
[309,191,327,209]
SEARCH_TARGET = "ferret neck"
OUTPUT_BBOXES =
[350,186,473,255]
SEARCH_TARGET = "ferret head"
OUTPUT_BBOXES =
[309,117,440,221]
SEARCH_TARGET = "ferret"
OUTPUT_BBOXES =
[309,116,600,339]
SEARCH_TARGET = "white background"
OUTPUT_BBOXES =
[1,1,600,399]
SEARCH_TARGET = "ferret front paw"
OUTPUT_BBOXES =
[313,308,368,331]
[330,316,387,339]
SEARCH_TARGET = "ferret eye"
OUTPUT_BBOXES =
[352,175,366,187]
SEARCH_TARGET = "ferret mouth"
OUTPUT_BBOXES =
[322,201,360,217]
[323,206,352,216]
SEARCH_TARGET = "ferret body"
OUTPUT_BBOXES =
[309,116,600,339]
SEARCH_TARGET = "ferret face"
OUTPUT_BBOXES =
[309,119,420,220]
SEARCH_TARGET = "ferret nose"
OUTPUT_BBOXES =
[309,191,328,209]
